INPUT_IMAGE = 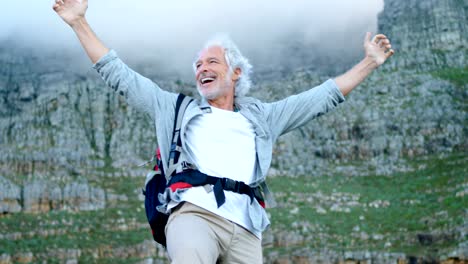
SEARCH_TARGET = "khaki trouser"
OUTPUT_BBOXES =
[165,202,262,264]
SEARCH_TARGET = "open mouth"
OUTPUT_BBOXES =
[200,76,217,86]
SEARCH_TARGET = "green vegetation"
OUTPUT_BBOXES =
[0,207,149,253]
[430,67,468,89]
[0,153,466,262]
[266,152,467,256]
[430,66,468,114]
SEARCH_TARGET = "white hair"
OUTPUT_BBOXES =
[193,34,253,97]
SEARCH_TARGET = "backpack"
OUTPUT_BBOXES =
[142,93,193,247]
[142,93,266,247]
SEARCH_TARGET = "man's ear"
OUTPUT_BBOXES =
[232,67,242,81]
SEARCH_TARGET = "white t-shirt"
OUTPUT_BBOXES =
[172,106,261,238]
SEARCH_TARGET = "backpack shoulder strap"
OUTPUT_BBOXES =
[166,93,193,179]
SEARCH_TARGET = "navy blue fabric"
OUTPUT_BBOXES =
[144,172,169,246]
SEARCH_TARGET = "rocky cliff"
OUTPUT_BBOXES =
[0,0,466,182]
[378,0,467,71]
[266,0,467,177]
[0,0,466,263]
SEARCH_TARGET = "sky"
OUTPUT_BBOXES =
[0,0,384,77]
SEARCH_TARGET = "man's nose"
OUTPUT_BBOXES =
[197,65,209,76]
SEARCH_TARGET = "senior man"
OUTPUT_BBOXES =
[53,0,394,263]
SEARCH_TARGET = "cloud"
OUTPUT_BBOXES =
[0,0,383,77]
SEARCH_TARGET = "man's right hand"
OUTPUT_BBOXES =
[53,0,88,27]
[52,0,108,63]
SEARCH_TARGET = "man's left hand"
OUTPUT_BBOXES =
[364,32,395,67]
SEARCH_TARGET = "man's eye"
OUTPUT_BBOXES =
[210,60,217,64]
[196,64,201,68]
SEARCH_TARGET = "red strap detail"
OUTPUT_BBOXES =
[153,148,162,171]
[258,201,266,208]
[170,182,193,192]
[156,148,161,159]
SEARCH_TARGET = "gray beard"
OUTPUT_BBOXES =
[197,74,232,100]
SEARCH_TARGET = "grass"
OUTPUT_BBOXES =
[265,152,467,256]
[430,67,468,113]
[430,67,468,89]
[0,152,466,261]
[0,207,149,253]
[0,173,150,257]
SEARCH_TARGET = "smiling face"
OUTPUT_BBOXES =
[195,45,240,100]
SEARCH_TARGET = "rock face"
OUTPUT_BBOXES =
[0,176,21,213]
[0,0,466,182]
[62,181,106,211]
[0,178,106,213]
[378,0,467,71]
[22,180,106,212]
[23,180,57,213]
[263,0,467,177]
[0,46,156,182]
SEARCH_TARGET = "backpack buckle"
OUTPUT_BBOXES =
[223,178,240,193]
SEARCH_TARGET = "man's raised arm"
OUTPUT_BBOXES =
[53,0,178,121]
[53,0,109,63]
[334,32,395,96]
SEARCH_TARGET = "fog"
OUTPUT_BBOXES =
[1,0,384,78]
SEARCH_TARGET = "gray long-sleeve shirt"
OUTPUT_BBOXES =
[93,49,346,230]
